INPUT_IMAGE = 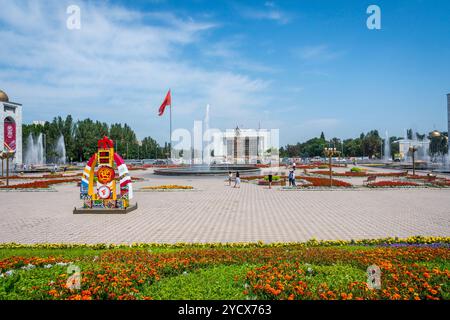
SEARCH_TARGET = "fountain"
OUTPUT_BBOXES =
[203,104,210,165]
[154,104,260,176]
[383,130,391,162]
[24,133,45,166]
[54,134,66,165]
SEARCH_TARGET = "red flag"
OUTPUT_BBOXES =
[158,90,171,116]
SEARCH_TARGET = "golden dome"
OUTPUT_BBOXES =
[0,90,9,102]
[431,130,441,138]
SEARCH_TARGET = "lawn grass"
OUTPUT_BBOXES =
[142,264,257,300]
[0,266,67,300]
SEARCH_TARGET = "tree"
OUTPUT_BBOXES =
[320,132,325,140]
[302,138,327,157]
[343,138,362,157]
[22,115,165,163]
[362,130,381,158]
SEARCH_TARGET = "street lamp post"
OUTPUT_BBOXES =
[0,152,5,177]
[324,147,340,187]
[409,145,418,176]
[0,151,15,186]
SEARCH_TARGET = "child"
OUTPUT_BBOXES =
[234,171,241,188]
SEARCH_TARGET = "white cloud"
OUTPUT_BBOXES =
[237,2,292,25]
[0,0,272,142]
[203,36,278,73]
[294,45,343,62]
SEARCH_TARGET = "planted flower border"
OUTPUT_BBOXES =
[1,237,449,300]
[0,178,80,191]
[2,236,448,250]
[138,185,195,192]
[367,181,421,188]
[309,170,408,178]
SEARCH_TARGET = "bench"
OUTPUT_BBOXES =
[363,175,377,185]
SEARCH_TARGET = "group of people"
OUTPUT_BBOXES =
[228,171,241,188]
[227,162,298,190]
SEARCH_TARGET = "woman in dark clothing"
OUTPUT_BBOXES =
[234,171,241,188]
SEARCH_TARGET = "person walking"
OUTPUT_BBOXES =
[268,172,273,189]
[228,171,232,186]
[291,169,296,187]
[288,170,293,187]
[234,171,241,188]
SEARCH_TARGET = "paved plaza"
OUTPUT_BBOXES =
[0,168,449,244]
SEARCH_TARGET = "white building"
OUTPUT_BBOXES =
[213,127,279,164]
[0,90,22,165]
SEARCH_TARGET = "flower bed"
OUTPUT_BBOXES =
[1,236,449,249]
[245,247,450,300]
[431,180,450,187]
[1,241,448,300]
[241,175,265,181]
[140,185,193,190]
[0,178,80,189]
[300,176,353,187]
[0,173,81,180]
[406,174,441,182]
[0,256,70,273]
[310,170,407,178]
[294,165,317,169]
[367,181,420,188]
[258,180,285,186]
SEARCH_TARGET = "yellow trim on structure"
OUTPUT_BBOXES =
[88,154,97,197]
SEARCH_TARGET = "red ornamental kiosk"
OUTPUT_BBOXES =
[74,136,137,214]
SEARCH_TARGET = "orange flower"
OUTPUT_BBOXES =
[48,289,57,296]
[392,293,401,300]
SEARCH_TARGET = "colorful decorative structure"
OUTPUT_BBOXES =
[74,136,137,213]
[1,89,22,166]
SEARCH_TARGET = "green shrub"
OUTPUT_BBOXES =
[264,175,280,181]
[350,167,363,173]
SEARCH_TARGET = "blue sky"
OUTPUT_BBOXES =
[0,0,449,145]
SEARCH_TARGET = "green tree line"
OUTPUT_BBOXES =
[22,115,170,162]
[279,130,448,159]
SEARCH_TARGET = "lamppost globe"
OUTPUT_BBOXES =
[431,130,441,138]
[408,145,418,175]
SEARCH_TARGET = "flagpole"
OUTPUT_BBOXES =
[169,95,172,160]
